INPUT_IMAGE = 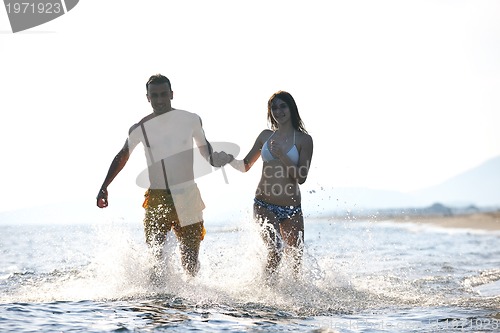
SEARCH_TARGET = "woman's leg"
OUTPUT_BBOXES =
[254,204,283,276]
[280,213,304,274]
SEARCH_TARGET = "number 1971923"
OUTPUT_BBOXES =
[6,2,62,14]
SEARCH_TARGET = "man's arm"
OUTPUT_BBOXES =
[193,116,232,167]
[96,140,131,208]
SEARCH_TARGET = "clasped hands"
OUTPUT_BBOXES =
[211,151,234,168]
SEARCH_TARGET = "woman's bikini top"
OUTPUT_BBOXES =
[261,131,299,165]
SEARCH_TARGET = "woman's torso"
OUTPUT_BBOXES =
[255,130,302,206]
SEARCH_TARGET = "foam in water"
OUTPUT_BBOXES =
[3,215,499,318]
[1,218,343,311]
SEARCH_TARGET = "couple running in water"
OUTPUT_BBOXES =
[96,74,313,279]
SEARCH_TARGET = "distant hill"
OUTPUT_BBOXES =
[305,155,500,216]
[410,155,500,207]
[1,156,499,224]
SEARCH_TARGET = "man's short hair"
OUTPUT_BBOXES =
[146,74,172,92]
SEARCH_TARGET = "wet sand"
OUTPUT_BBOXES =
[386,211,500,231]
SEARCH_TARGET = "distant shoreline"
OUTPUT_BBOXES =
[385,211,500,231]
[324,211,500,231]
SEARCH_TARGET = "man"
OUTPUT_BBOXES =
[96,74,231,276]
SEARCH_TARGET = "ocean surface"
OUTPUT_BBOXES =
[1,213,499,333]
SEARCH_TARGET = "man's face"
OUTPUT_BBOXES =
[147,82,173,114]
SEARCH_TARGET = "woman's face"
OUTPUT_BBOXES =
[270,98,291,124]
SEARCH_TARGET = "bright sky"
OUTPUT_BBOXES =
[1,0,499,215]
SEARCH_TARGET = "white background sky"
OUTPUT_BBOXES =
[1,0,499,216]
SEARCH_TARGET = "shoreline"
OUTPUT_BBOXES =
[323,211,500,231]
[386,211,500,231]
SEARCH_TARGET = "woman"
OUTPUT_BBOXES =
[230,91,314,277]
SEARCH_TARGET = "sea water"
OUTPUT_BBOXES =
[1,214,499,332]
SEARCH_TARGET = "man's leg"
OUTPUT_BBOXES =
[175,221,204,276]
[143,213,171,284]
[145,223,168,260]
[143,190,177,260]
[144,207,172,260]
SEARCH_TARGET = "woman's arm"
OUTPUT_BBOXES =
[295,134,313,184]
[230,130,270,172]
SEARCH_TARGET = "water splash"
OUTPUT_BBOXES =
[2,217,499,318]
